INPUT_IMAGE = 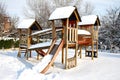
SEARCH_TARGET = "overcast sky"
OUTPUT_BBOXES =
[0,0,26,20]
[0,0,120,20]
[84,0,120,16]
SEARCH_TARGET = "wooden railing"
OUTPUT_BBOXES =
[68,27,77,42]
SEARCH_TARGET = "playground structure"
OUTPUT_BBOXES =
[48,6,81,69]
[17,6,100,73]
[78,15,100,60]
[17,19,42,59]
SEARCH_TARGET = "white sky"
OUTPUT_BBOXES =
[84,0,120,16]
[0,0,26,20]
[0,0,120,20]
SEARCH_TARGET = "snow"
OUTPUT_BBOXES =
[78,15,98,25]
[31,28,52,36]
[0,49,120,80]
[0,50,26,80]
[49,6,75,20]
[32,54,53,72]
[29,41,51,49]
[31,28,62,36]
[17,19,35,29]
[17,68,45,80]
[78,29,91,35]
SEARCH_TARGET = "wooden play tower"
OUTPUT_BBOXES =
[17,19,42,59]
[78,15,100,60]
[49,6,81,69]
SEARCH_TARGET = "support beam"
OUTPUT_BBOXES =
[79,46,82,58]
[91,25,94,60]
[62,28,64,64]
[65,18,69,69]
[75,21,78,66]
[62,48,64,64]
[51,21,56,41]
[27,29,32,59]
[17,29,21,57]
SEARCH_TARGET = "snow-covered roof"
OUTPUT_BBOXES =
[49,6,75,20]
[17,19,36,29]
[78,29,91,35]
[78,15,99,26]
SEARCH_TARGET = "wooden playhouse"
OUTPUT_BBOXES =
[17,19,42,59]
[77,15,100,60]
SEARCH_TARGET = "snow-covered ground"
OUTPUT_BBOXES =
[0,49,120,80]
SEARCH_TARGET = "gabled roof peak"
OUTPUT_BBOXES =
[49,6,76,20]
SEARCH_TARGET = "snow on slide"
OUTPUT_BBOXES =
[32,40,62,73]
[18,41,62,80]
[32,54,53,72]
[17,54,60,80]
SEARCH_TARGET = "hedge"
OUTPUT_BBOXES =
[0,39,19,49]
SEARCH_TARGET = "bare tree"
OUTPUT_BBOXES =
[24,0,83,28]
[53,0,82,7]
[23,0,96,29]
[0,2,8,38]
[10,16,19,31]
[0,2,7,24]
[24,0,52,28]
[80,1,95,16]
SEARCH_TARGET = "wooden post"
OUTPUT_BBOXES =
[62,27,64,64]
[91,25,94,60]
[96,25,99,58]
[17,29,21,57]
[96,19,99,58]
[62,47,64,64]
[75,21,78,66]
[37,52,39,60]
[65,19,69,69]
[27,29,32,58]
[85,46,87,57]
[79,46,82,58]
[51,21,56,41]
[96,40,98,58]
[27,29,31,48]
[37,36,40,60]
